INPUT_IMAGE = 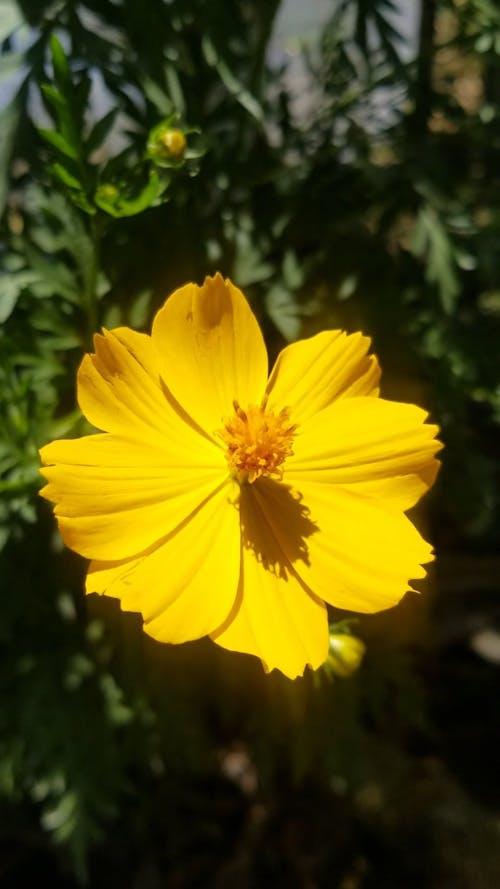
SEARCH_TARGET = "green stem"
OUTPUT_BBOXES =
[249,0,282,99]
[84,216,103,346]
[409,0,437,140]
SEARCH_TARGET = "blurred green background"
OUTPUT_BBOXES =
[1,1,500,886]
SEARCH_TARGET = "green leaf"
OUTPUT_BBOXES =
[265,284,301,341]
[141,75,174,116]
[66,190,96,215]
[128,289,153,328]
[50,162,83,190]
[74,70,92,112]
[39,84,83,156]
[201,36,264,123]
[282,250,304,289]
[411,205,460,314]
[49,34,72,92]
[95,171,163,218]
[85,108,118,155]
[164,64,185,116]
[0,96,20,213]
[22,247,81,303]
[40,60,84,164]
[0,271,39,323]
[38,127,79,160]
[40,82,66,114]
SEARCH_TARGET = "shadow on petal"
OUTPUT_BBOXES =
[240,479,319,579]
[211,480,328,676]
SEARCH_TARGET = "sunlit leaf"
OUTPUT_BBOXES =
[38,127,79,160]
[49,34,72,92]
[50,161,83,190]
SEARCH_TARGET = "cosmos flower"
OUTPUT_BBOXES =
[39,274,442,678]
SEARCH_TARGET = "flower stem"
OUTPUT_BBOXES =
[84,216,103,348]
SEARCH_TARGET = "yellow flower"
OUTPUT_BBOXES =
[39,274,442,679]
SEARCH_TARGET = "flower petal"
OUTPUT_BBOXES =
[211,486,329,678]
[40,433,225,560]
[77,326,210,447]
[266,330,380,424]
[86,482,241,642]
[285,396,442,511]
[252,478,434,614]
[151,274,268,437]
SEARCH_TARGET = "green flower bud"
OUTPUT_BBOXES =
[96,183,119,202]
[146,121,189,169]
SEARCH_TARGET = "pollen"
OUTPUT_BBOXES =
[218,399,297,484]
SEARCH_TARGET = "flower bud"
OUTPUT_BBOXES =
[96,183,119,202]
[159,128,186,158]
[147,122,188,167]
[327,634,366,678]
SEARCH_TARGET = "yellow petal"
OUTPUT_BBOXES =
[40,433,225,560]
[286,396,442,511]
[252,478,434,614]
[211,485,329,678]
[151,274,268,437]
[86,482,241,642]
[266,330,380,424]
[77,326,208,448]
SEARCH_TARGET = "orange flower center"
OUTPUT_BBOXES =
[219,399,297,484]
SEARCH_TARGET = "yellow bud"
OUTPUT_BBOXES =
[160,128,186,157]
[327,634,366,678]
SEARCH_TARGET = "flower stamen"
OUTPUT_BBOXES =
[218,400,297,483]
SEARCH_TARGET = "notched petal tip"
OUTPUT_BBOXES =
[151,273,268,436]
[38,443,52,467]
[261,657,320,679]
[38,480,52,502]
[203,270,225,287]
[91,328,108,355]
[266,328,382,425]
[38,443,63,504]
